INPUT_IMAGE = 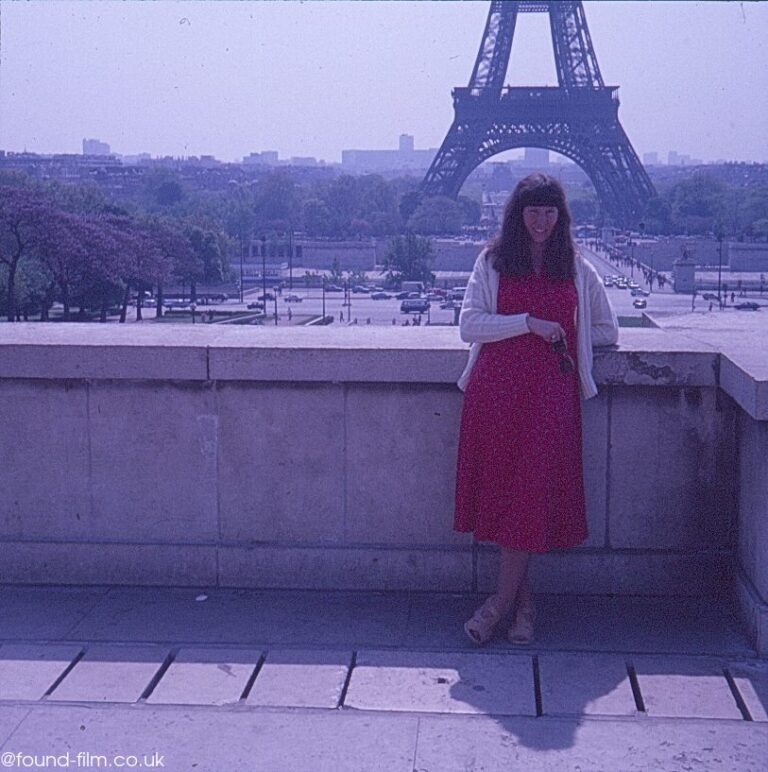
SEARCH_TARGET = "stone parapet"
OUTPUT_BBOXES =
[0,324,765,654]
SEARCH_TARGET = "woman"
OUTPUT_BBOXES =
[454,173,619,646]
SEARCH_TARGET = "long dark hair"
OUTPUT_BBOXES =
[488,173,576,279]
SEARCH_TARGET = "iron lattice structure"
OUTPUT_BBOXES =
[422,0,656,226]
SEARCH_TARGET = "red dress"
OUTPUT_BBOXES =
[453,273,587,552]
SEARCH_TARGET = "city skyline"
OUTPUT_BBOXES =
[1,1,767,165]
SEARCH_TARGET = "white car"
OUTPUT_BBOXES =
[284,294,303,303]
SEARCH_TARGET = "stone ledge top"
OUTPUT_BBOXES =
[0,323,758,414]
[647,312,768,419]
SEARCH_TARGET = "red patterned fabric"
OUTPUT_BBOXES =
[454,273,587,552]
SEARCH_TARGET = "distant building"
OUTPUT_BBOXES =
[643,152,659,166]
[524,147,549,167]
[288,157,318,167]
[341,135,436,174]
[668,151,693,166]
[82,138,111,156]
[243,151,279,166]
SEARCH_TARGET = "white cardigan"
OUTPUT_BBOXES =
[457,249,619,399]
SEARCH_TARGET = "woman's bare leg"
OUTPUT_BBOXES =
[494,548,530,617]
[514,571,533,612]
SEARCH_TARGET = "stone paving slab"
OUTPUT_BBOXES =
[414,713,768,772]
[0,705,419,772]
[47,645,168,703]
[0,644,82,701]
[147,647,262,707]
[64,588,265,643]
[632,656,742,720]
[346,650,535,715]
[0,586,108,640]
[404,593,753,656]
[729,660,768,721]
[0,706,30,748]
[538,653,637,716]
[66,587,412,647]
[246,649,352,708]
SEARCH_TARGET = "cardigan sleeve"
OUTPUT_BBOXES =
[582,259,619,347]
[459,250,530,343]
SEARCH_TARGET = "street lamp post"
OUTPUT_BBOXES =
[717,231,724,309]
[261,236,267,310]
[322,276,326,321]
[239,240,244,304]
[288,230,293,291]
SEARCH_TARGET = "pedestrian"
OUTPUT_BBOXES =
[455,173,619,646]
[709,301,713,312]
[340,310,344,322]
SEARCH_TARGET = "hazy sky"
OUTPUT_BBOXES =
[1,1,766,164]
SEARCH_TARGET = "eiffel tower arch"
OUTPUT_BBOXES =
[422,0,656,227]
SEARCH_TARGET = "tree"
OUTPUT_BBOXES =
[669,174,727,235]
[407,196,463,235]
[382,233,435,287]
[0,186,51,321]
[330,256,344,283]
[140,217,191,317]
[457,195,482,227]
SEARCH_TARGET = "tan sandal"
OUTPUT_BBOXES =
[508,602,535,645]
[464,595,504,645]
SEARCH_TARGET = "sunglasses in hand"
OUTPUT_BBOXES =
[552,338,575,374]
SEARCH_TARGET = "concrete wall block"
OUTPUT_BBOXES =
[721,357,768,421]
[88,382,219,542]
[345,384,465,544]
[608,387,731,549]
[0,324,208,380]
[217,383,345,541]
[738,414,768,603]
[735,569,768,658]
[0,381,91,539]
[0,542,216,586]
[581,392,610,548]
[218,545,473,592]
[477,547,730,596]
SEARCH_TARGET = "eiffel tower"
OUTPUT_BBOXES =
[422,0,656,226]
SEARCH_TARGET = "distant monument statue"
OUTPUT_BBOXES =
[422,0,656,226]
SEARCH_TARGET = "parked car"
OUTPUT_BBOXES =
[633,298,647,309]
[325,284,343,292]
[603,275,614,287]
[371,291,392,300]
[352,285,370,293]
[735,302,760,311]
[257,293,275,301]
[247,301,265,310]
[702,292,720,301]
[395,291,411,300]
[440,300,459,310]
[283,294,303,303]
[425,293,443,301]
[400,299,430,314]
[628,281,639,290]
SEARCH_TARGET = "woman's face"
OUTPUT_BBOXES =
[522,205,559,244]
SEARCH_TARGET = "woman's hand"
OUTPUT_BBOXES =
[526,316,565,343]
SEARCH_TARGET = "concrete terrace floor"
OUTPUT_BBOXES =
[0,586,766,772]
